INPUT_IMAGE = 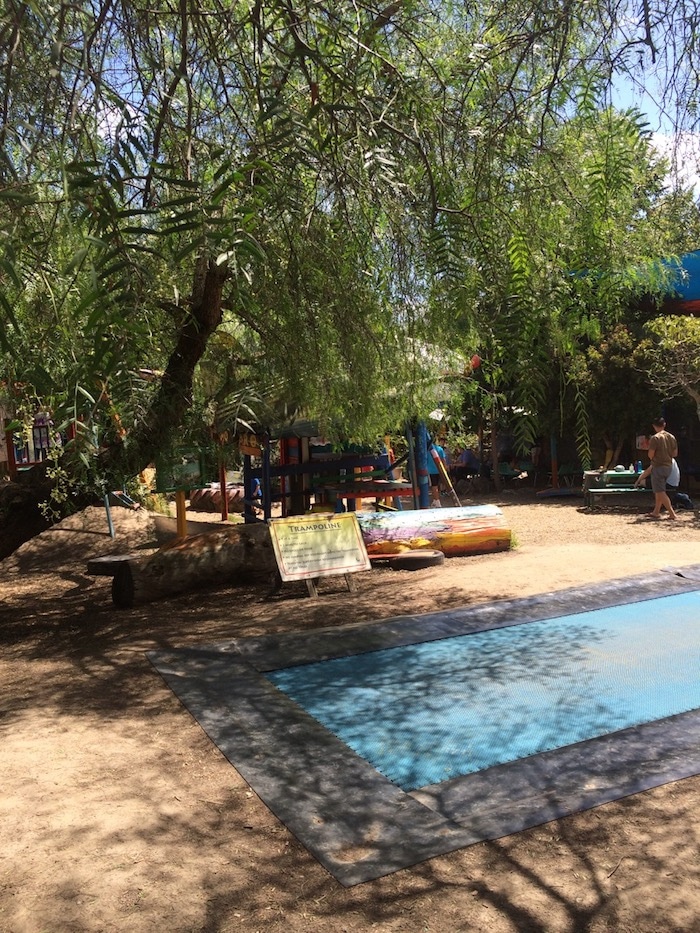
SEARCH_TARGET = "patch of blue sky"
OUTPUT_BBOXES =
[611,67,700,195]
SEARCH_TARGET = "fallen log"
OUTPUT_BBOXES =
[355,504,511,557]
[111,522,276,609]
[108,505,511,609]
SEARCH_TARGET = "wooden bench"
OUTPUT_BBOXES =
[314,479,415,510]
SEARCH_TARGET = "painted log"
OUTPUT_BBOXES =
[111,522,276,609]
[355,505,511,557]
[110,504,510,608]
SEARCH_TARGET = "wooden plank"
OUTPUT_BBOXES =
[319,480,414,500]
[86,554,142,576]
[588,487,651,508]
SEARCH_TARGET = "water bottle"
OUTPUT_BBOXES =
[636,460,643,473]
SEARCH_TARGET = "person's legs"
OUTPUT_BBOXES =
[430,474,441,507]
[650,490,677,517]
[650,466,677,518]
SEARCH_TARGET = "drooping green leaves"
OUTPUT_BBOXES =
[2,0,700,495]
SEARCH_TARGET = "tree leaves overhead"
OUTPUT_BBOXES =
[644,315,700,421]
[2,0,700,488]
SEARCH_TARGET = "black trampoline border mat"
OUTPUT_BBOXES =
[147,564,700,886]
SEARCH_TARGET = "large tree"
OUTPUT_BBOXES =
[2,0,700,545]
[422,98,699,471]
[644,316,700,422]
[577,324,663,468]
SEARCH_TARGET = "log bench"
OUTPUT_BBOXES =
[86,524,276,608]
[86,554,142,576]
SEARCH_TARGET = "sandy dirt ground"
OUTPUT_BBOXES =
[1,488,700,933]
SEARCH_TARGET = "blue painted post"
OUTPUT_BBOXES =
[415,421,431,509]
[262,436,272,523]
[405,424,419,510]
[243,453,255,523]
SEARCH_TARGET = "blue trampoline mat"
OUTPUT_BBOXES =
[268,591,700,791]
[148,568,700,885]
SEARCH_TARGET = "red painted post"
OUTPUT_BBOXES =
[219,458,229,522]
[5,428,17,481]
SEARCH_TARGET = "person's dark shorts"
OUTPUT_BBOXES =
[429,473,440,489]
[651,464,672,493]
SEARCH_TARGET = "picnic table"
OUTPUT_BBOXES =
[583,470,651,508]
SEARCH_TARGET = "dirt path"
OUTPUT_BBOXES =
[1,492,699,932]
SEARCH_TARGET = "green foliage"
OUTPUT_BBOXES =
[38,446,74,523]
[579,324,662,464]
[426,93,699,461]
[2,0,700,500]
[644,316,700,420]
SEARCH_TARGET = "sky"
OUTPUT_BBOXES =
[611,73,700,195]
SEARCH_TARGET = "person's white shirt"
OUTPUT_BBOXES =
[669,458,680,487]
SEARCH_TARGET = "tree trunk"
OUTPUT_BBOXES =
[101,258,229,483]
[111,522,276,609]
[2,260,230,561]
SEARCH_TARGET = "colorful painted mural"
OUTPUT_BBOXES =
[356,505,511,557]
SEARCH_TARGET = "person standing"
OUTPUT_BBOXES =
[646,417,679,520]
[427,438,447,508]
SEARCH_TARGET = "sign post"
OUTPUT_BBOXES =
[268,512,371,597]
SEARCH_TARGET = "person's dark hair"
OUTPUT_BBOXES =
[652,417,666,429]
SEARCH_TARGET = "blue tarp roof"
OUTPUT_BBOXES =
[668,250,700,301]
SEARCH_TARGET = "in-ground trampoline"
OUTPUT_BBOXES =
[148,565,700,886]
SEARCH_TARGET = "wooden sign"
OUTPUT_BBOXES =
[239,432,262,456]
[269,513,371,582]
